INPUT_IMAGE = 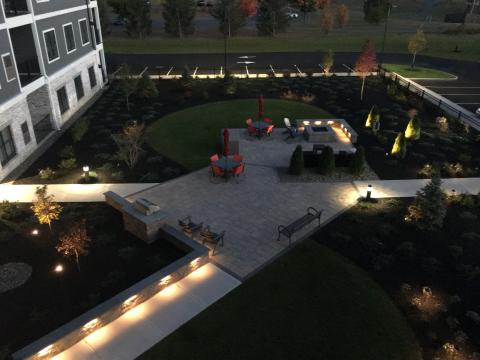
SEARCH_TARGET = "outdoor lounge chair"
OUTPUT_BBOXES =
[233,154,243,162]
[178,216,203,235]
[264,125,274,136]
[284,118,297,138]
[211,165,225,177]
[200,226,225,256]
[247,126,258,137]
[210,154,219,162]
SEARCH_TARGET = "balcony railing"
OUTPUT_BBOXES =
[17,57,42,87]
[3,0,29,18]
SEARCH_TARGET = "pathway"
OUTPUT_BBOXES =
[52,264,240,360]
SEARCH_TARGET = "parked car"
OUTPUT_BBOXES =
[113,16,126,26]
[286,7,299,19]
[476,108,480,117]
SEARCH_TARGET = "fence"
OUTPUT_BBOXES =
[378,67,480,131]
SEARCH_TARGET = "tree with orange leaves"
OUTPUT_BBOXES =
[316,0,331,10]
[354,40,377,100]
[336,3,349,28]
[240,0,257,16]
[320,6,334,34]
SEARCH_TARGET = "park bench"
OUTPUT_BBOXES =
[277,207,323,246]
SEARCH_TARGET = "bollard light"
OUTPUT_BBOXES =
[54,264,64,273]
[31,229,39,236]
[82,166,90,182]
[366,184,373,201]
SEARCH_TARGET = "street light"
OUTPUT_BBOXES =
[381,4,398,66]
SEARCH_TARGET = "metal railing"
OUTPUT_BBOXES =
[2,0,29,17]
[378,66,480,131]
[17,57,42,87]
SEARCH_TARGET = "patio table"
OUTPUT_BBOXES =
[212,157,241,179]
[251,121,270,138]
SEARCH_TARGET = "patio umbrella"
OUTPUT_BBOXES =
[223,128,230,157]
[258,95,264,119]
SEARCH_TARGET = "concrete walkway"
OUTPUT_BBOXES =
[52,264,240,360]
[0,183,158,202]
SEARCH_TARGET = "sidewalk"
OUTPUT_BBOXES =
[52,264,240,360]
[0,183,159,202]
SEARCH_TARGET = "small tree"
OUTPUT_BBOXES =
[240,0,257,16]
[180,67,195,90]
[405,176,446,231]
[408,29,427,69]
[288,145,304,175]
[391,132,407,159]
[222,70,237,95]
[317,146,335,175]
[31,185,62,232]
[320,6,335,34]
[125,0,152,38]
[118,64,138,113]
[336,4,349,28]
[296,0,318,23]
[316,0,331,10]
[56,219,91,271]
[365,105,380,132]
[256,0,290,36]
[405,115,421,140]
[211,0,247,37]
[363,0,389,24]
[136,73,158,98]
[350,146,366,176]
[112,121,145,169]
[163,0,196,37]
[354,40,377,101]
[322,49,334,74]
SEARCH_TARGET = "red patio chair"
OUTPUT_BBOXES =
[264,125,274,136]
[233,154,243,162]
[263,118,272,124]
[211,165,224,177]
[231,163,245,177]
[210,154,219,162]
[247,126,257,137]
[246,119,253,126]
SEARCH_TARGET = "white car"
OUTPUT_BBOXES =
[286,8,299,19]
[476,108,480,117]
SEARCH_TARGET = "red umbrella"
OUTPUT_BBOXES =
[258,95,264,119]
[223,128,230,157]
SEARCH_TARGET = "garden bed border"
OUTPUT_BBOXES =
[12,225,209,360]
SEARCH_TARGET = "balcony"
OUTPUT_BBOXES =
[2,0,29,18]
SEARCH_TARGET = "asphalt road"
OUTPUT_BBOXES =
[106,52,480,113]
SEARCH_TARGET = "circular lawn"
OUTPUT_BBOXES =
[146,99,332,171]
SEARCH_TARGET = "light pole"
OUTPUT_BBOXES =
[223,6,228,77]
[380,3,397,66]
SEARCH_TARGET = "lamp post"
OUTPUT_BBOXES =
[83,165,90,182]
[380,3,397,66]
[223,6,228,77]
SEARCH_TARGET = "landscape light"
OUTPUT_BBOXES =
[54,264,64,273]
[366,184,373,201]
[82,166,90,182]
[31,229,39,236]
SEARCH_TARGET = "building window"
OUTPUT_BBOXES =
[63,23,76,53]
[2,54,16,82]
[79,19,90,46]
[88,66,97,89]
[21,122,31,145]
[43,29,59,63]
[74,75,84,101]
[57,86,69,114]
[0,126,16,166]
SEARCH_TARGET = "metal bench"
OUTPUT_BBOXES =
[277,207,323,246]
[199,226,225,256]
[178,216,203,236]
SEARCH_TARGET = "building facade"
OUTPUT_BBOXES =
[0,0,106,181]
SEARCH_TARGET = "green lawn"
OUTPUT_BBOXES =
[139,240,422,360]
[104,33,480,62]
[146,99,331,170]
[383,63,457,79]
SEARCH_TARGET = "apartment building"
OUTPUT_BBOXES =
[0,0,106,181]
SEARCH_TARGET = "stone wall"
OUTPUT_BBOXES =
[12,225,209,360]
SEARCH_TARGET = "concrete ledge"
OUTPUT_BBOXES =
[12,224,209,360]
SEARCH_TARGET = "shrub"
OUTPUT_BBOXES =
[405,176,447,231]
[391,132,407,159]
[442,162,464,177]
[0,201,26,220]
[39,167,56,180]
[317,146,335,175]
[136,73,158,98]
[146,156,164,166]
[436,116,449,132]
[396,241,416,261]
[58,158,77,170]
[70,118,90,143]
[59,146,75,159]
[350,146,366,175]
[222,71,237,96]
[288,145,304,176]
[418,163,439,178]
[139,172,160,182]
[111,171,125,181]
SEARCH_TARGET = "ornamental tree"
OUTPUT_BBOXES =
[112,121,145,169]
[56,219,91,271]
[316,0,331,10]
[322,49,334,74]
[336,4,349,28]
[405,115,421,140]
[31,185,62,232]
[350,145,366,176]
[163,0,196,37]
[408,29,427,69]
[125,0,152,38]
[320,6,335,34]
[256,0,290,36]
[317,146,335,175]
[136,72,158,98]
[289,145,304,175]
[211,0,247,37]
[118,64,138,113]
[405,176,446,231]
[240,0,257,16]
[391,132,407,159]
[354,40,377,100]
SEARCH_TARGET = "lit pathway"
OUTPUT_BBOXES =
[354,178,480,198]
[52,264,240,360]
[0,183,158,202]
